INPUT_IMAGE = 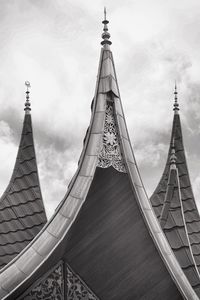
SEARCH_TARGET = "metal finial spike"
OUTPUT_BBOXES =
[101,8,112,47]
[174,81,177,97]
[173,81,179,114]
[24,81,31,114]
[104,7,106,20]
[170,137,177,169]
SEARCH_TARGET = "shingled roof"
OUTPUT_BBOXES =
[150,86,200,276]
[0,14,198,300]
[0,83,47,269]
[159,141,200,295]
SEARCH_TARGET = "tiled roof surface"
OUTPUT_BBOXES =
[150,113,200,272]
[160,167,200,295]
[0,113,47,269]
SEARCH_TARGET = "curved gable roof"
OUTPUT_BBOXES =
[0,19,198,300]
[0,104,47,269]
[150,107,200,273]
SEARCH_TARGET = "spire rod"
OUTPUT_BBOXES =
[104,6,106,20]
[173,81,179,114]
[24,81,31,114]
[101,7,112,47]
[170,138,177,170]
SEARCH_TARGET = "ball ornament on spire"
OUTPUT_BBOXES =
[173,82,179,114]
[101,7,112,47]
[24,81,31,113]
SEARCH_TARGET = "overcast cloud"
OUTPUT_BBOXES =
[0,0,200,218]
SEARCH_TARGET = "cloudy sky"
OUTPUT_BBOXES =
[0,0,200,218]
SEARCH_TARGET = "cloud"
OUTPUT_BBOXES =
[0,121,16,196]
[37,144,78,217]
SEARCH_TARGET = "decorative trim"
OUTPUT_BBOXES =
[66,265,99,300]
[20,261,64,300]
[97,103,126,173]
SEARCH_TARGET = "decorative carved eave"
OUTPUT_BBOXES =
[0,24,198,300]
[97,102,126,172]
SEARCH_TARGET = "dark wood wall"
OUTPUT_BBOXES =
[13,167,183,300]
[64,167,183,300]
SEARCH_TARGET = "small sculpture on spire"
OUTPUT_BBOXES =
[173,81,179,114]
[24,81,31,114]
[101,7,112,47]
[170,138,177,170]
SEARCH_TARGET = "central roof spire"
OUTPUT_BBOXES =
[173,81,179,114]
[101,7,112,47]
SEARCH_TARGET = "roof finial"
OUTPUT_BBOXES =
[24,81,31,114]
[104,6,106,20]
[173,81,179,114]
[101,7,112,47]
[170,138,177,169]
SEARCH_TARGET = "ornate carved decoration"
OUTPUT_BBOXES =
[66,266,98,300]
[22,262,64,300]
[97,103,126,172]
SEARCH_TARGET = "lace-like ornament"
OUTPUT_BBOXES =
[22,262,64,300]
[97,104,126,173]
[67,266,98,300]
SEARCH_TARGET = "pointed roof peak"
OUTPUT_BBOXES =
[170,138,177,169]
[173,81,179,114]
[101,7,112,48]
[24,81,31,114]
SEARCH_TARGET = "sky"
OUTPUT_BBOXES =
[0,0,200,218]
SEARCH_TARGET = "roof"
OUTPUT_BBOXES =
[0,105,47,269]
[150,105,200,274]
[0,17,198,300]
[159,146,200,295]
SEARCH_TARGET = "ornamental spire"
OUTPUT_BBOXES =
[101,7,112,47]
[173,81,179,114]
[24,81,31,114]
[170,138,177,170]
